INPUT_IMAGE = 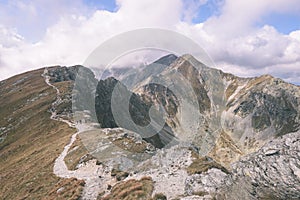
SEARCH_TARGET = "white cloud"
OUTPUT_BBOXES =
[203,0,300,38]
[212,26,292,67]
[116,0,182,28]
[0,0,91,41]
[0,25,24,47]
[0,0,185,80]
[0,0,299,85]
[179,0,300,84]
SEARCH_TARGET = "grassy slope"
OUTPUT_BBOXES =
[0,69,84,200]
[100,176,154,200]
[64,136,89,171]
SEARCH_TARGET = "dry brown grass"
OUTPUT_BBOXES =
[64,136,89,170]
[225,80,238,99]
[0,68,84,199]
[111,168,129,181]
[208,130,243,168]
[246,75,272,89]
[192,191,209,196]
[110,137,149,153]
[45,178,85,200]
[151,193,167,200]
[100,176,153,200]
[187,150,229,175]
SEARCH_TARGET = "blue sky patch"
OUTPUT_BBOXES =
[258,12,300,34]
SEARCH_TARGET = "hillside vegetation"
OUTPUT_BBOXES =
[0,69,84,200]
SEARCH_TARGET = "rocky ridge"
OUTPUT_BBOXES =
[43,54,300,199]
[1,53,299,200]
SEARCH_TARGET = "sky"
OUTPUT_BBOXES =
[0,0,299,85]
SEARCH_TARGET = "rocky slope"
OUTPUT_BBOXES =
[106,54,300,165]
[217,130,300,200]
[184,130,300,199]
[0,53,299,199]
[91,54,300,199]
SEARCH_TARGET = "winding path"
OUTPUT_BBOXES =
[42,69,111,200]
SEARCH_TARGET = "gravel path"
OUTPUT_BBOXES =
[43,69,112,200]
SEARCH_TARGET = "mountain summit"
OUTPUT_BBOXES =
[153,54,178,66]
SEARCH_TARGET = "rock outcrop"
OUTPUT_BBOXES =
[216,130,300,199]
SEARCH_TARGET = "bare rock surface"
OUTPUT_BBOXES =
[216,131,300,200]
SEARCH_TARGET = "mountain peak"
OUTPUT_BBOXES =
[153,54,178,66]
[181,54,209,66]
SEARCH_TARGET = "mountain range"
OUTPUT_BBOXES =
[0,54,299,200]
